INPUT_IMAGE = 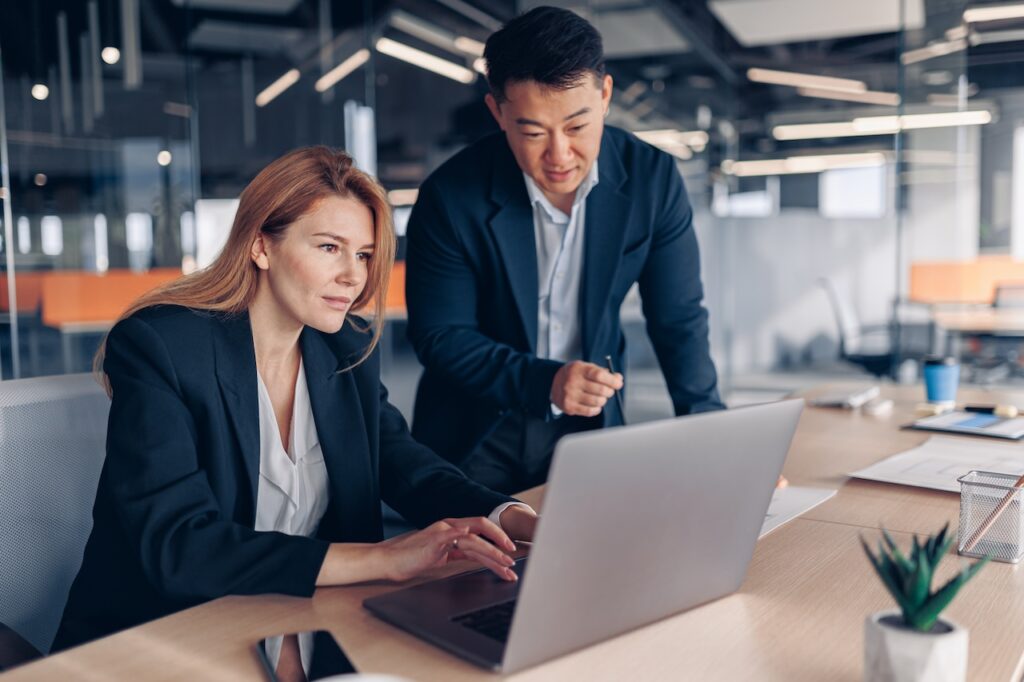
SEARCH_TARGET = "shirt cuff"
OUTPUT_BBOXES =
[489,501,536,530]
[550,402,564,418]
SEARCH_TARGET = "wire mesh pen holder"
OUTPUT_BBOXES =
[957,470,1024,564]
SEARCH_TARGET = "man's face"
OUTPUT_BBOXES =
[486,74,612,208]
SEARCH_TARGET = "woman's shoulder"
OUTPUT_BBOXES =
[111,305,241,349]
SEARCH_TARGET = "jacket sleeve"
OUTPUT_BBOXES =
[103,316,329,601]
[637,154,726,415]
[405,179,563,419]
[375,379,515,526]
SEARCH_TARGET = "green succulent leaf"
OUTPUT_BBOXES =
[865,525,989,632]
[907,547,931,611]
[882,528,914,577]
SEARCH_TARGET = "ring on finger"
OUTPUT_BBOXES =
[452,537,460,550]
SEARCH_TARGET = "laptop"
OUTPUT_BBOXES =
[364,398,804,673]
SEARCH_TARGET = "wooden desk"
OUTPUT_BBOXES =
[8,385,1024,681]
[932,308,1024,335]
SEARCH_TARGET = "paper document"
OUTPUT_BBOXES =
[850,435,1024,493]
[759,486,837,537]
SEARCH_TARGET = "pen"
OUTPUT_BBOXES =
[964,404,1019,418]
[604,355,627,426]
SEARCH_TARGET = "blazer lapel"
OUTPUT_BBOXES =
[213,312,261,518]
[581,134,632,360]
[488,143,540,352]
[300,327,375,541]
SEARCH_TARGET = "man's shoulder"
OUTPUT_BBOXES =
[604,125,672,173]
[423,131,509,190]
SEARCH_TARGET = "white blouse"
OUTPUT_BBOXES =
[252,358,530,673]
[255,359,327,674]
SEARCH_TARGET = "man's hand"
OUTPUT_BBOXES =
[550,361,624,417]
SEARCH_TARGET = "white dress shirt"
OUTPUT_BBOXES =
[524,160,599,363]
[253,359,531,673]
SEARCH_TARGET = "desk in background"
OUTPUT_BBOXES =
[7,385,1024,681]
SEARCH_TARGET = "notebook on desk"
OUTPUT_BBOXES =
[906,411,1024,440]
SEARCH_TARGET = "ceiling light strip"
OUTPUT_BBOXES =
[375,37,475,84]
[773,110,992,141]
[315,49,370,93]
[747,67,866,93]
[255,68,300,107]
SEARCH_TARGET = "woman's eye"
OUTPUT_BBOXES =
[319,243,338,253]
[357,252,373,262]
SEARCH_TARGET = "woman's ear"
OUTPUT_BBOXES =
[250,234,270,270]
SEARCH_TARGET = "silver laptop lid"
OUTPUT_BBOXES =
[502,399,804,672]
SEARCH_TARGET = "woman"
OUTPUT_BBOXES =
[54,147,537,666]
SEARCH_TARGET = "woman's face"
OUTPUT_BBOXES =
[253,194,375,334]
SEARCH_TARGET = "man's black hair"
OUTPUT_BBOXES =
[483,6,605,102]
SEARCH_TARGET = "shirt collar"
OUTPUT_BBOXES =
[522,160,600,223]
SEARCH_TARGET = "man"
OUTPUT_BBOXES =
[405,6,724,495]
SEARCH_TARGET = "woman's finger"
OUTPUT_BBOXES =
[453,533,515,570]
[458,546,518,581]
[445,516,515,552]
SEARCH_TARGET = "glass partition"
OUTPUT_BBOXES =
[2,0,1019,400]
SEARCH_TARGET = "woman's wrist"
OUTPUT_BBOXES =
[315,542,389,586]
[499,505,538,542]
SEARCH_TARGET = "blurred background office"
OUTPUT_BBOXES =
[1,0,1022,420]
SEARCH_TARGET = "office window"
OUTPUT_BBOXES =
[820,166,887,219]
[94,214,109,273]
[17,217,30,255]
[40,216,63,256]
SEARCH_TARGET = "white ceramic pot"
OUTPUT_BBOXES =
[864,610,968,682]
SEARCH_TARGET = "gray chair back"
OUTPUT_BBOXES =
[0,374,109,655]
[993,283,1024,309]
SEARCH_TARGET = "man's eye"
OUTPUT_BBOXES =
[524,132,543,139]
[569,124,586,133]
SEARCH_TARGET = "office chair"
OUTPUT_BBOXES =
[818,277,898,378]
[0,374,109,668]
[993,283,1024,309]
[971,282,1024,382]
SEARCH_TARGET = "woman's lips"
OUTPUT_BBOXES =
[323,296,352,311]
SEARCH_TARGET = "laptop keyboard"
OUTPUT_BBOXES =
[452,599,517,642]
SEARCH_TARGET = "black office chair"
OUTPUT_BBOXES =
[970,282,1024,382]
[818,278,897,378]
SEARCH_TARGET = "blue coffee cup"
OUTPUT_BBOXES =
[923,356,960,403]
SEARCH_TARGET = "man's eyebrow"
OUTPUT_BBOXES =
[514,107,592,127]
[312,232,375,249]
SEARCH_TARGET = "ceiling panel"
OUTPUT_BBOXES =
[188,20,307,55]
[170,0,302,14]
[709,0,925,47]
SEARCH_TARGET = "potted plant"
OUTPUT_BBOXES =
[860,523,989,682]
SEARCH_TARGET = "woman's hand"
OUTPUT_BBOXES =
[499,504,539,543]
[377,516,518,582]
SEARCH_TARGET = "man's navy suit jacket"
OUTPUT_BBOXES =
[405,126,724,464]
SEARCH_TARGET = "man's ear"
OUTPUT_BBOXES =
[484,93,504,131]
[600,74,613,113]
[251,234,270,270]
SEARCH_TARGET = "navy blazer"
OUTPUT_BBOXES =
[405,126,724,464]
[55,305,511,649]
